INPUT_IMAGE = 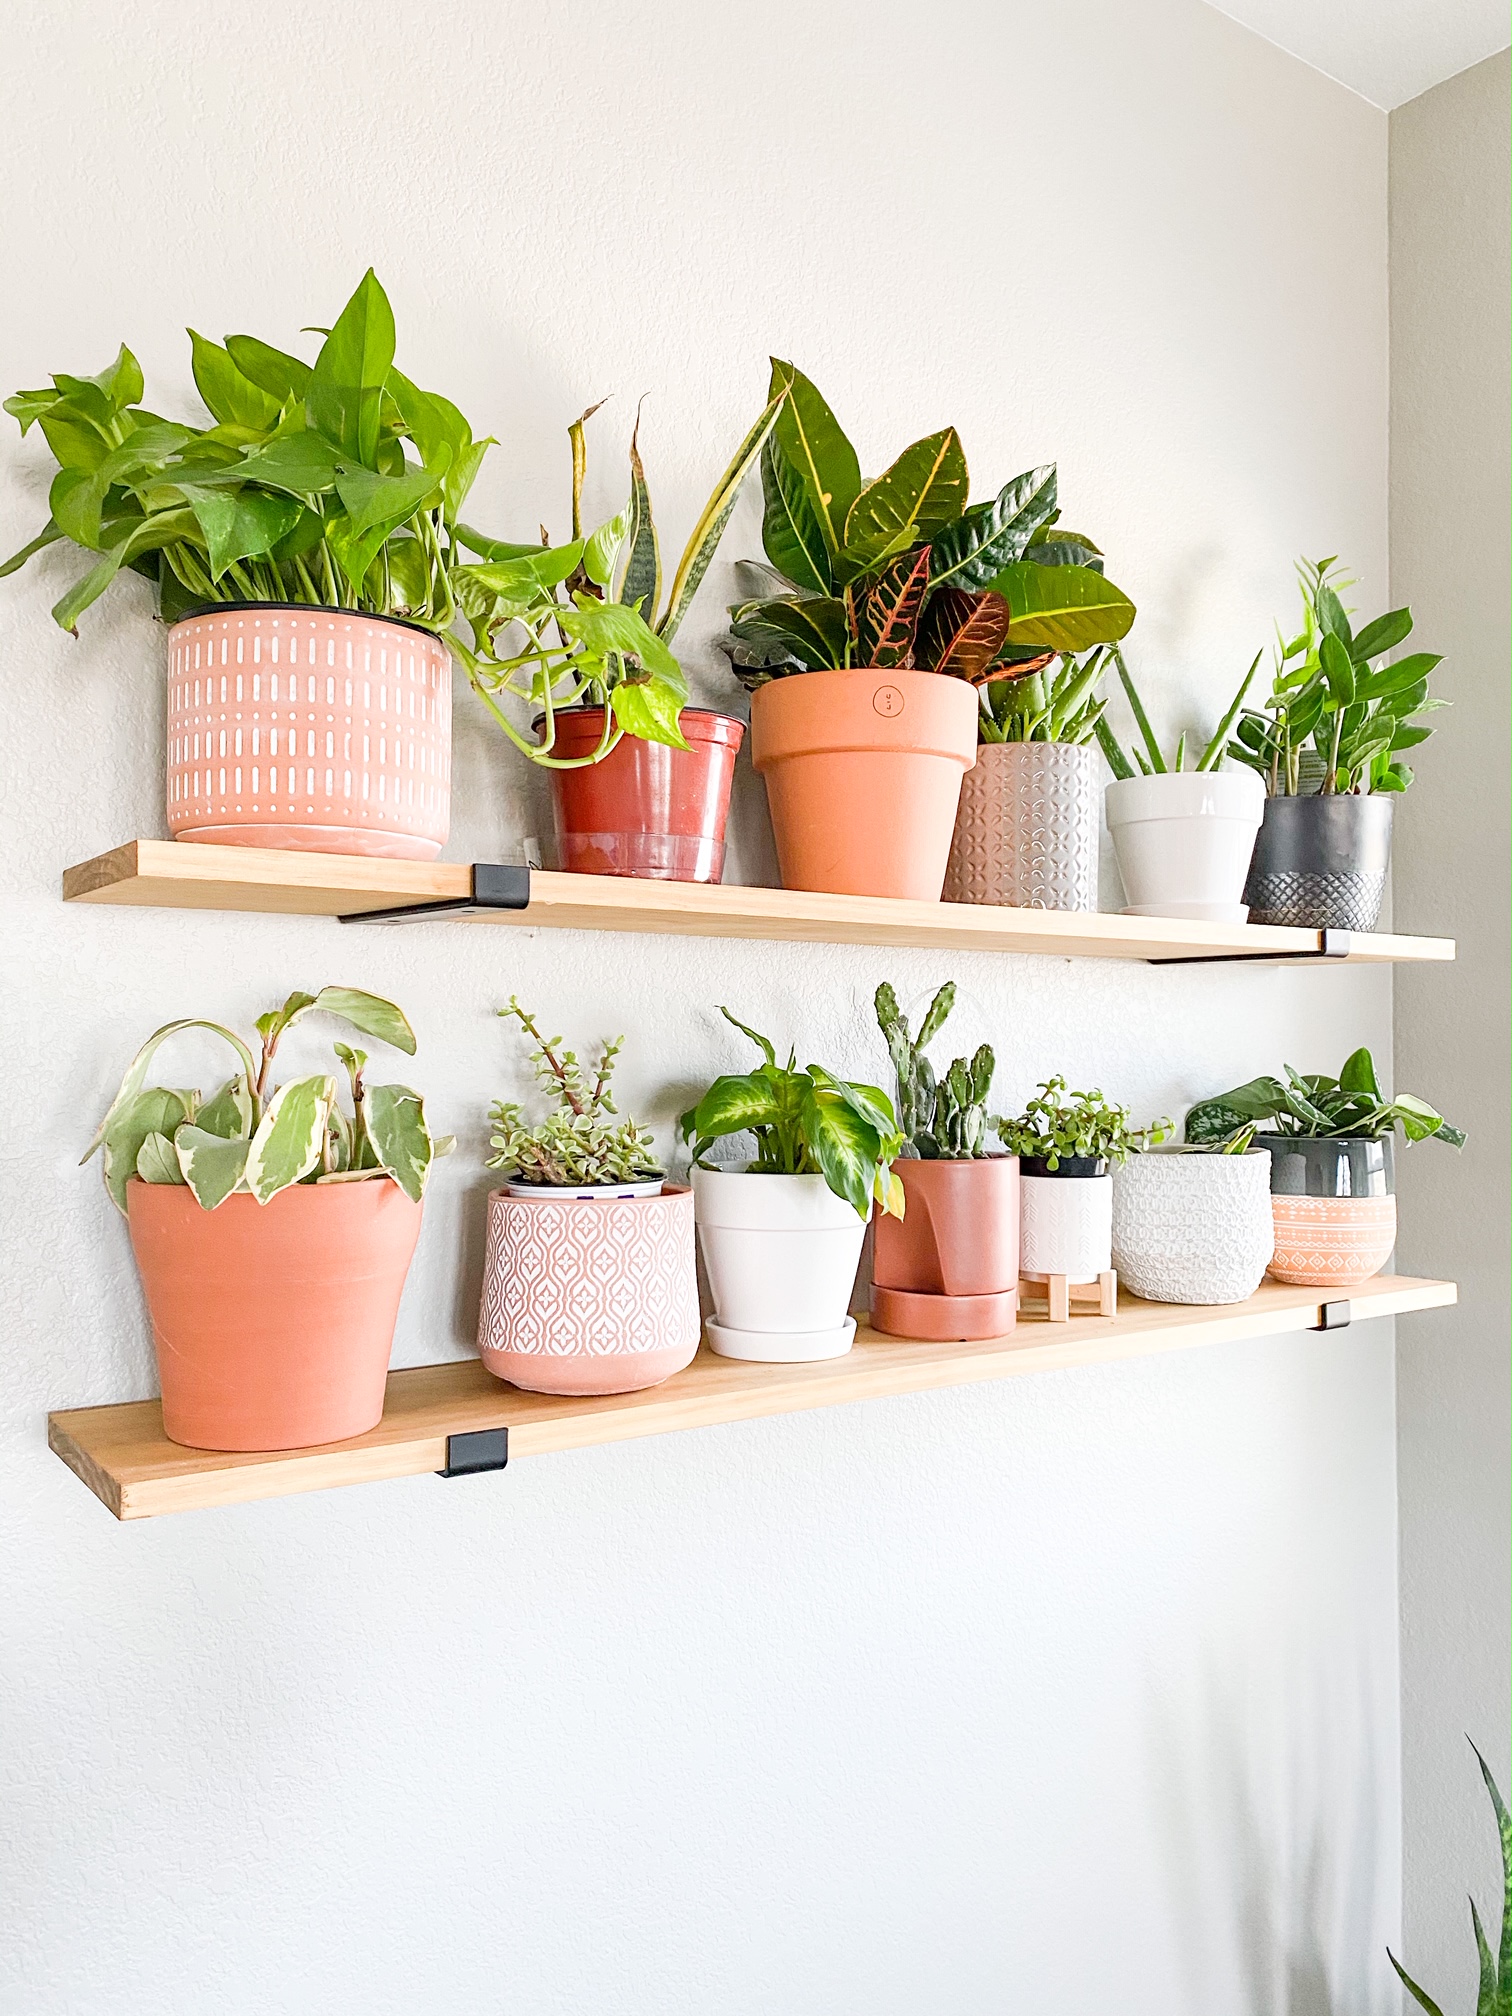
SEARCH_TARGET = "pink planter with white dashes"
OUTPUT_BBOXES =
[166,607,451,859]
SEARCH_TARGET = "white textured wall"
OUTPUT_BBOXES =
[1390,49,1512,2007]
[1,3,1406,2008]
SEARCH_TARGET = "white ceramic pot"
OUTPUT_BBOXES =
[1105,769,1265,923]
[1111,1150,1274,1304]
[503,1177,664,1200]
[692,1166,867,1361]
[1020,1169,1112,1283]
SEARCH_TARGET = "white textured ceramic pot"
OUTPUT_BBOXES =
[1111,1150,1273,1304]
[692,1167,866,1362]
[1019,1162,1112,1283]
[1105,769,1266,923]
[943,741,1098,912]
[477,1184,699,1395]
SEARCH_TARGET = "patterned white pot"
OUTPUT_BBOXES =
[944,741,1098,911]
[1112,1150,1274,1304]
[1020,1169,1112,1282]
[167,607,451,859]
[477,1184,700,1394]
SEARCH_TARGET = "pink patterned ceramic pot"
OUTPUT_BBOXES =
[476,1184,700,1395]
[1268,1195,1397,1287]
[166,607,451,859]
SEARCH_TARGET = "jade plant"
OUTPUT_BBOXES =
[1388,1740,1510,2015]
[1096,647,1263,777]
[1184,1046,1466,1149]
[86,986,447,1209]
[487,999,660,1187]
[874,980,994,1159]
[722,359,1134,692]
[679,1008,905,1219]
[994,1077,1171,1170]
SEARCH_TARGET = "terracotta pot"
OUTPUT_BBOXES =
[167,606,451,859]
[944,741,1099,911]
[870,1155,1020,1340]
[750,669,978,899]
[126,1177,423,1451]
[477,1184,699,1394]
[1256,1135,1397,1287]
[541,707,744,882]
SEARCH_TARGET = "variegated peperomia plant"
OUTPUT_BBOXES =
[86,987,449,1211]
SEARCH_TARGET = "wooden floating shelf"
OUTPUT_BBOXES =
[63,841,1455,965]
[49,1275,1455,1521]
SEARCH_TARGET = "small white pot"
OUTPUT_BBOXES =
[503,1176,664,1200]
[1020,1171,1113,1283]
[1112,1149,1274,1304]
[1105,769,1265,923]
[692,1166,866,1361]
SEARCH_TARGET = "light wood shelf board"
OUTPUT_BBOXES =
[48,1275,1456,1521]
[62,841,1456,965]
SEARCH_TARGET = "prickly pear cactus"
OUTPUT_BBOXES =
[873,981,995,1159]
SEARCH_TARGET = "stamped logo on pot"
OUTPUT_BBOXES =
[873,685,905,718]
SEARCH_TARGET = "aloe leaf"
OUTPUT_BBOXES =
[929,465,1058,592]
[134,1131,187,1186]
[989,560,1136,652]
[615,409,662,626]
[658,386,785,644]
[364,1084,434,1202]
[102,1088,190,1211]
[244,1075,333,1204]
[1095,714,1135,780]
[916,587,1010,679]
[86,1019,258,1165]
[174,1125,251,1209]
[840,429,968,578]
[854,548,932,666]
[308,988,417,1055]
[766,359,861,566]
[306,269,395,469]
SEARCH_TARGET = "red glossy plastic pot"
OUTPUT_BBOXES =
[542,707,745,882]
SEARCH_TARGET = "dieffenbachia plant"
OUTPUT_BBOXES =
[487,998,660,1187]
[721,360,1135,718]
[994,1077,1171,1169]
[1096,646,1264,777]
[679,1008,905,1219]
[85,987,450,1211]
[874,981,995,1160]
[1183,1046,1465,1149]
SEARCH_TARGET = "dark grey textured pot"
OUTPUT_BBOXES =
[1243,793,1394,930]
[1254,1133,1394,1198]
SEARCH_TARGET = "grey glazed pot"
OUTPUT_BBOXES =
[943,741,1098,911]
[1243,793,1393,930]
[1111,1150,1274,1304]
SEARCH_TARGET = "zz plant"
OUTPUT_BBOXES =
[874,980,994,1159]
[487,998,660,1187]
[995,1077,1171,1170]
[87,987,447,1210]
[680,1008,905,1219]
[1184,1046,1465,1149]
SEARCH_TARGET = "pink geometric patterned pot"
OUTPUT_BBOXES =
[476,1184,700,1395]
[166,607,451,859]
[1268,1195,1397,1288]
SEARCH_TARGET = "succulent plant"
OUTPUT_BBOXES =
[487,999,659,1188]
[874,980,995,1159]
[994,1077,1170,1170]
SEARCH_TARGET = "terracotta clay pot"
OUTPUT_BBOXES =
[1256,1135,1397,1288]
[477,1184,699,1394]
[126,1178,423,1451]
[167,606,451,859]
[944,741,1099,911]
[750,669,978,899]
[871,1155,1020,1340]
[542,707,744,882]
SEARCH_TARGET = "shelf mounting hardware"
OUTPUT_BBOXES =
[438,1426,510,1478]
[1147,928,1353,968]
[1312,1300,1352,1331]
[339,862,531,925]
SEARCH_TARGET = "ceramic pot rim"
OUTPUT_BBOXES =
[1020,1156,1110,1180]
[170,601,445,643]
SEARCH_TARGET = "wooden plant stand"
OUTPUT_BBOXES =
[1019,1272,1118,1323]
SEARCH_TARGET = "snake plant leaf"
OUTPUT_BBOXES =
[679,1070,785,1155]
[306,269,395,470]
[729,594,849,669]
[1468,1740,1512,2004]
[854,548,932,666]
[761,433,831,595]
[565,397,610,538]
[658,385,785,644]
[1472,1900,1499,2015]
[174,1125,251,1209]
[188,331,283,432]
[916,587,1010,679]
[197,1074,254,1141]
[799,1079,886,1218]
[989,560,1136,651]
[0,518,65,577]
[616,409,662,629]
[101,1088,191,1211]
[364,1084,434,1202]
[308,988,418,1055]
[584,508,630,590]
[134,1130,187,1186]
[840,428,968,579]
[86,1018,259,1165]
[244,1075,333,1204]
[224,334,312,404]
[766,359,861,569]
[1387,1952,1448,2016]
[928,465,1058,592]
[179,487,304,581]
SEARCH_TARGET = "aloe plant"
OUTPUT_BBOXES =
[1096,646,1263,777]
[975,643,1115,746]
[722,360,1135,708]
[1184,1046,1465,1149]
[86,987,448,1209]
[994,1078,1171,1169]
[487,998,659,1187]
[1389,1741,1511,2016]
[874,980,994,1159]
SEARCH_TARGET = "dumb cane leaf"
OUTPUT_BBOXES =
[174,1126,252,1209]
[916,587,1010,679]
[988,560,1135,651]
[658,385,785,644]
[799,1080,888,1219]
[840,428,968,579]
[243,1075,334,1204]
[134,1131,187,1186]
[101,1088,190,1210]
[765,359,861,577]
[928,466,1058,593]
[853,548,932,667]
[364,1084,434,1202]
[679,1071,784,1159]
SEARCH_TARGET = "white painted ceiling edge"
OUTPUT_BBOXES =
[1204,0,1510,108]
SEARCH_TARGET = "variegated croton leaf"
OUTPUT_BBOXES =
[852,547,932,667]
[916,587,1011,681]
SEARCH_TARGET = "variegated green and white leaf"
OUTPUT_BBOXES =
[196,1074,253,1141]
[101,1087,191,1211]
[135,1130,187,1186]
[85,1018,258,1164]
[174,1125,251,1209]
[308,988,417,1055]
[658,385,785,643]
[365,1083,433,1202]
[244,1075,333,1205]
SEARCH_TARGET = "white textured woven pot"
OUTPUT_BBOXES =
[944,741,1098,911]
[1020,1171,1112,1282]
[1105,770,1265,923]
[693,1167,865,1362]
[1112,1150,1273,1304]
[477,1184,699,1394]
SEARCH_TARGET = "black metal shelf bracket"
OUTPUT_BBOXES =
[338,862,531,925]
[1147,928,1353,968]
[438,1426,510,1478]
[1312,1300,1352,1332]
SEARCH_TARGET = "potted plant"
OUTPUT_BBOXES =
[1226,558,1446,929]
[995,1078,1170,1287]
[1110,1130,1275,1304]
[869,981,1019,1339]
[1096,648,1267,921]
[477,999,699,1394]
[1185,1045,1464,1288]
[86,985,445,1451]
[680,1008,904,1361]
[1388,1741,1508,2013]
[721,360,1135,901]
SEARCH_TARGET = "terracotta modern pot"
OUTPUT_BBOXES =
[542,706,744,882]
[477,1184,699,1394]
[943,741,1098,911]
[750,669,978,899]
[1256,1135,1397,1288]
[126,1177,423,1451]
[167,606,451,859]
[871,1155,1020,1340]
